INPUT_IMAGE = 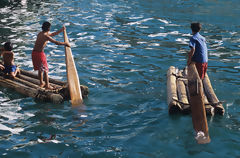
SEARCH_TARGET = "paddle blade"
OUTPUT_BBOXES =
[63,28,83,106]
[187,63,210,144]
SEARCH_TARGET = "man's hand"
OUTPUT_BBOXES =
[65,42,70,47]
[187,47,195,66]
[62,26,66,32]
[0,64,5,71]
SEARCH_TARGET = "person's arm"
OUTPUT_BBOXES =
[0,47,4,56]
[46,35,70,47]
[0,64,4,70]
[187,47,195,66]
[49,26,65,37]
[188,37,196,66]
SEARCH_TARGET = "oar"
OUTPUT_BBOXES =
[187,63,210,144]
[63,27,83,106]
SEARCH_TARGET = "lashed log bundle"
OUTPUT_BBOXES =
[167,66,224,115]
[203,74,225,115]
[167,66,182,114]
[176,70,190,113]
[0,69,89,104]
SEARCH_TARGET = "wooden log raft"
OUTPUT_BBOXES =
[167,66,224,115]
[0,69,89,104]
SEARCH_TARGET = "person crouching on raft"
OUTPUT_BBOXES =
[187,22,208,79]
[32,21,70,89]
[0,42,20,78]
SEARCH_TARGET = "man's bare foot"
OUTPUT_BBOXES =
[45,85,54,90]
[40,83,45,88]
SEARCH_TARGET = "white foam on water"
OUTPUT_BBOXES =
[157,19,170,24]
[126,18,153,26]
[0,124,24,134]
[195,131,209,144]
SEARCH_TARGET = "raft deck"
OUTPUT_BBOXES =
[167,66,224,115]
[0,69,88,104]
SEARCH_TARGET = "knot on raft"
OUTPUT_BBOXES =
[57,84,89,100]
[35,89,64,104]
[34,85,89,104]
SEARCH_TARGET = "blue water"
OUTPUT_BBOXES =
[0,0,239,157]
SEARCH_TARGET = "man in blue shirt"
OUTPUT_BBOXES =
[187,23,208,79]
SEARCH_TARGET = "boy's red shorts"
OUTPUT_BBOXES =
[195,62,208,79]
[32,51,49,72]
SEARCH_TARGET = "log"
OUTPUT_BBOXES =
[187,63,210,144]
[20,69,66,86]
[203,94,214,116]
[176,70,190,114]
[203,73,225,115]
[167,66,182,114]
[18,73,61,88]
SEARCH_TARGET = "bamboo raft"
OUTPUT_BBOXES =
[0,69,89,104]
[167,66,224,115]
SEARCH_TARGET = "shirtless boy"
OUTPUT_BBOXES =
[32,21,70,89]
[0,42,20,78]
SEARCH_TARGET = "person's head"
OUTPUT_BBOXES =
[191,23,202,34]
[4,42,13,51]
[42,21,51,32]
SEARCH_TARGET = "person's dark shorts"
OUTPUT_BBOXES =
[195,62,208,79]
[3,65,17,74]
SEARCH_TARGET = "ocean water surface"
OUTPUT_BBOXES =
[0,0,239,157]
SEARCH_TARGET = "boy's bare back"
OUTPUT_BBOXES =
[33,32,49,52]
[3,51,14,66]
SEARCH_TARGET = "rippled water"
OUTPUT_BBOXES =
[0,0,240,157]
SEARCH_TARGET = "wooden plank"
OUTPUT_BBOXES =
[63,28,83,106]
[187,63,210,144]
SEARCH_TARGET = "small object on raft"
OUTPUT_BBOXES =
[167,66,224,116]
[0,69,89,104]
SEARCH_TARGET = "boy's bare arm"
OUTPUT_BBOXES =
[0,47,4,56]
[187,47,195,66]
[49,26,65,37]
[46,35,70,47]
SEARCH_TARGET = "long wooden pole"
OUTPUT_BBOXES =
[63,28,83,106]
[187,63,210,144]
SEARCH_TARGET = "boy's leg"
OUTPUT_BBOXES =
[38,70,45,87]
[9,72,15,78]
[43,70,53,89]
[13,67,20,77]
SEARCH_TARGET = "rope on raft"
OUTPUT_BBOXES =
[172,98,224,107]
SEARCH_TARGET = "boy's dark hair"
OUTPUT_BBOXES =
[42,21,51,32]
[4,42,13,51]
[191,23,202,33]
